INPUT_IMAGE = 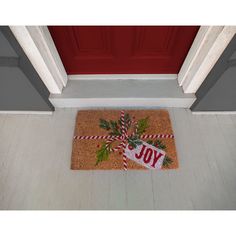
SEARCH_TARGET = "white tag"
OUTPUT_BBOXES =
[124,140,165,169]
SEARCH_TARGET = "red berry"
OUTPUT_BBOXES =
[128,145,134,150]
[119,152,122,155]
[97,145,100,148]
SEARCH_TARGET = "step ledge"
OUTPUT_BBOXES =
[50,78,195,108]
[50,97,196,108]
[68,74,177,81]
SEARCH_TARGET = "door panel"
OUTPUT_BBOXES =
[66,26,113,59]
[48,26,199,74]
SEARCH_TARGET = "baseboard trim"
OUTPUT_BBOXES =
[0,111,53,115]
[192,111,236,115]
[68,74,177,81]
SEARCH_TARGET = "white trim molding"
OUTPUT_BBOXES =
[178,26,236,94]
[9,26,67,94]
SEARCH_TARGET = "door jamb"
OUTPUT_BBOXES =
[9,26,67,94]
[178,26,236,93]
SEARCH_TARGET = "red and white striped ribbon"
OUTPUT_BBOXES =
[74,133,174,140]
[74,135,123,140]
[121,110,125,135]
[140,134,174,139]
[120,110,128,170]
[105,136,123,152]
[122,141,127,171]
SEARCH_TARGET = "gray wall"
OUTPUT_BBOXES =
[0,27,54,111]
[191,34,236,111]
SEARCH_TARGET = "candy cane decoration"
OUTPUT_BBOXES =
[74,110,174,170]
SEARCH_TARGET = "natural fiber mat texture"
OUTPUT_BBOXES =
[71,110,178,170]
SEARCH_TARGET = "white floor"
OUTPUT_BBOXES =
[0,108,236,210]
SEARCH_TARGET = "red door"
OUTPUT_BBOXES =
[48,26,199,74]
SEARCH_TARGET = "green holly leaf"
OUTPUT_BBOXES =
[136,117,149,136]
[154,140,166,150]
[109,120,121,136]
[96,143,110,165]
[147,140,154,145]
[128,135,142,148]
[124,113,131,128]
[99,119,110,130]
[162,155,173,168]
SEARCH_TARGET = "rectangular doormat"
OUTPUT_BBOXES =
[71,110,178,170]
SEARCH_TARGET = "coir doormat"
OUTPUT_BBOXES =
[71,110,178,170]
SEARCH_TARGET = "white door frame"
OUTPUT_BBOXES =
[10,26,67,94]
[178,26,236,93]
[9,26,236,95]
